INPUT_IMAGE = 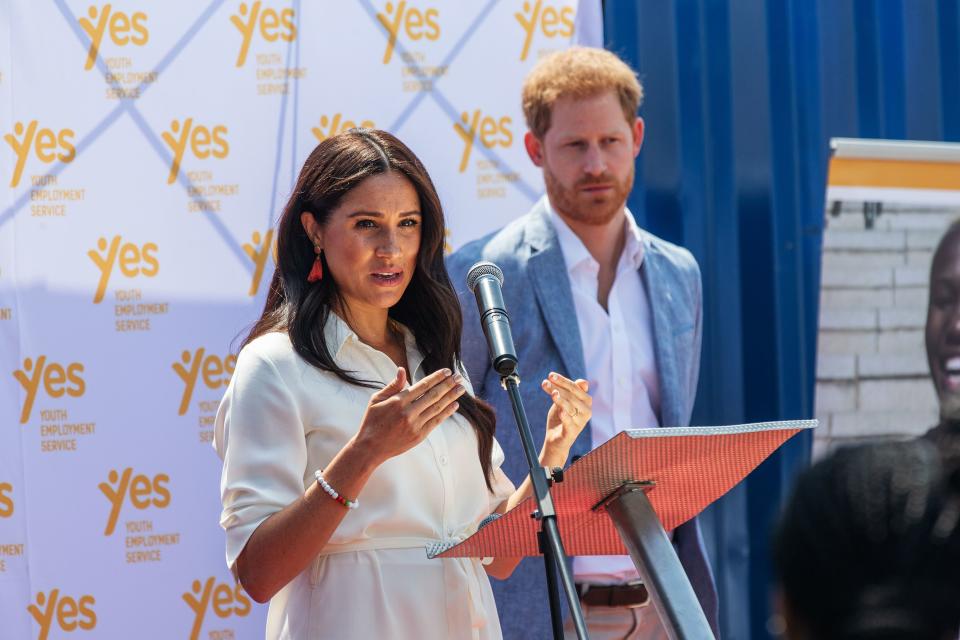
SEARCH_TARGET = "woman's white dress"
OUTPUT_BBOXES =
[214,315,515,639]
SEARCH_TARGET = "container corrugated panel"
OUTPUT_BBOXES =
[604,1,960,637]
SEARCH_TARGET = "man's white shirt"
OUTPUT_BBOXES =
[545,197,662,585]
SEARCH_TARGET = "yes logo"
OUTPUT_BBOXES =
[230,2,296,67]
[242,229,275,296]
[311,114,376,143]
[0,482,13,518]
[98,468,171,536]
[183,578,252,640]
[161,119,229,185]
[13,357,85,424]
[514,0,575,61]
[173,349,236,416]
[376,1,440,64]
[27,590,97,640]
[78,5,149,71]
[87,236,159,304]
[4,121,76,188]
[453,110,513,172]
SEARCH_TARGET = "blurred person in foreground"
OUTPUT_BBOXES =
[773,439,960,640]
[214,129,592,639]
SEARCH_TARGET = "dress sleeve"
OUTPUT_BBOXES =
[214,345,307,573]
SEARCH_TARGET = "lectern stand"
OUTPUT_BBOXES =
[603,483,712,637]
[427,419,816,640]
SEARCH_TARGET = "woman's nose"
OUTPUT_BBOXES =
[376,230,401,257]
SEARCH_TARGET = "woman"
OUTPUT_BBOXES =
[214,129,592,639]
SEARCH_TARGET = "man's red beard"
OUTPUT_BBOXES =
[544,165,634,226]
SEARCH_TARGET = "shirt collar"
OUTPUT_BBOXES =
[324,311,354,358]
[622,208,646,270]
[323,311,425,378]
[398,322,425,378]
[544,195,645,274]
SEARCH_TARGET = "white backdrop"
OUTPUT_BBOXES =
[0,1,600,638]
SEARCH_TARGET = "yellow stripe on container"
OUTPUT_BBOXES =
[828,157,960,190]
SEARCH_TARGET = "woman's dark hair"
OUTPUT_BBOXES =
[244,129,496,488]
[773,440,960,640]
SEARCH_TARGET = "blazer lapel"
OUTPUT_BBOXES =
[642,242,682,429]
[525,203,587,381]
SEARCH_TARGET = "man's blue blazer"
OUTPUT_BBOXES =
[447,199,720,639]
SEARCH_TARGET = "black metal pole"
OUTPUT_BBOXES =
[539,530,565,640]
[503,375,588,640]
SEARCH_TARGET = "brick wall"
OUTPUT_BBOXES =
[814,203,959,457]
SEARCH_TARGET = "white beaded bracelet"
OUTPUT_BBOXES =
[314,470,359,509]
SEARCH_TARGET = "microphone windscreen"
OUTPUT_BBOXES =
[466,261,504,292]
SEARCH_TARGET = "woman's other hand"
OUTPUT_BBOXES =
[484,372,590,581]
[539,372,591,468]
[351,367,465,466]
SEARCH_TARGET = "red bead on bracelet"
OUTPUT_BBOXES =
[314,469,359,509]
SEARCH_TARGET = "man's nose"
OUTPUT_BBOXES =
[583,144,606,176]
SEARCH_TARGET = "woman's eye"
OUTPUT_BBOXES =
[400,218,420,227]
[355,219,377,229]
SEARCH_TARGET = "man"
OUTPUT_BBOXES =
[448,47,719,639]
[924,221,960,459]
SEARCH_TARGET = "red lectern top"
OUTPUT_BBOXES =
[428,420,815,559]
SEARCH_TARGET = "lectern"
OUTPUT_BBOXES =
[427,419,816,639]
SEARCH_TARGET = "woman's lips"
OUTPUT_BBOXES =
[371,271,403,286]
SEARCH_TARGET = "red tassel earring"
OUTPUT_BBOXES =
[307,246,323,282]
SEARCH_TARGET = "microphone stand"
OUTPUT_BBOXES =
[500,371,589,640]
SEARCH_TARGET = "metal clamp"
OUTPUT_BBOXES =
[499,372,520,391]
[592,481,656,512]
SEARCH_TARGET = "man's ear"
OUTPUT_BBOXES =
[524,131,545,167]
[632,117,645,157]
[300,211,323,248]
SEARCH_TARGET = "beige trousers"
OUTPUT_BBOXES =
[563,603,669,640]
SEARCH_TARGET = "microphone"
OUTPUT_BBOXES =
[465,261,518,376]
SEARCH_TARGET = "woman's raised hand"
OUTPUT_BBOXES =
[353,367,466,465]
[540,372,591,468]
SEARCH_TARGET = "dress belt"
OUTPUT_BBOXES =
[318,536,439,555]
[317,532,489,638]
